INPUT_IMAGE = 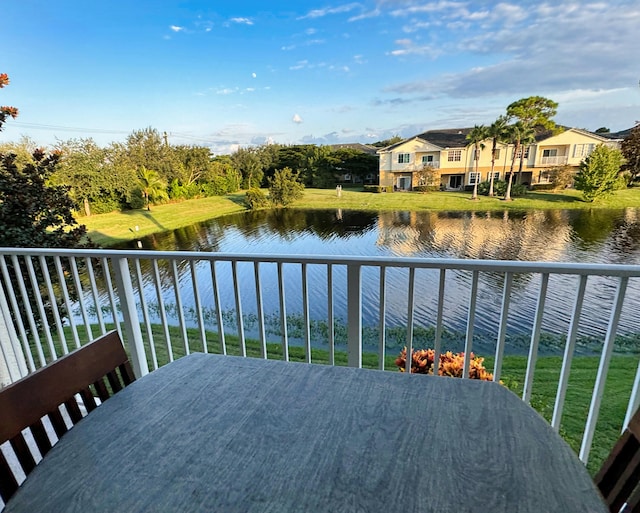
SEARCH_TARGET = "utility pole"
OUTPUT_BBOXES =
[163,131,169,146]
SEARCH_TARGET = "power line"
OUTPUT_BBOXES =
[9,121,131,135]
[7,121,222,145]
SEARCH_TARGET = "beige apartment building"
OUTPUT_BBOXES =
[377,127,621,191]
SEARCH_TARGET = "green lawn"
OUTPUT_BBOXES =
[81,187,640,246]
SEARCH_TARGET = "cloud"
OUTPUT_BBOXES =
[298,3,362,20]
[292,114,303,124]
[215,87,238,95]
[230,17,254,25]
[387,39,441,58]
[349,8,380,21]
[289,60,308,70]
[381,1,640,103]
[169,25,184,32]
[251,72,257,78]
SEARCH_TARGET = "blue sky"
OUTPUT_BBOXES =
[2,1,639,154]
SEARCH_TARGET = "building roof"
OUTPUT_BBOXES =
[329,143,379,155]
[379,125,618,153]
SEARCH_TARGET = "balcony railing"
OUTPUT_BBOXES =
[539,155,569,166]
[1,247,639,466]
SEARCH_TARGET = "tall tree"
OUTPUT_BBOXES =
[53,138,108,216]
[621,124,640,184]
[486,116,509,197]
[516,125,536,185]
[574,145,624,202]
[232,147,265,189]
[504,122,527,201]
[506,96,558,131]
[465,125,487,200]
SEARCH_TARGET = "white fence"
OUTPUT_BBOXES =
[1,247,640,465]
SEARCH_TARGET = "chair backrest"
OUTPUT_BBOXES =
[0,331,135,504]
[595,408,640,512]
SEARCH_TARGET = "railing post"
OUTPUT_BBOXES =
[112,256,149,378]
[0,276,27,384]
[347,264,362,368]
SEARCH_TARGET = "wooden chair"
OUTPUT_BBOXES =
[595,407,640,512]
[0,331,135,504]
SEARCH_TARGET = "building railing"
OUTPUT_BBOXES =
[539,155,569,166]
[1,247,639,466]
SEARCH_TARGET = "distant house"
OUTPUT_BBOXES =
[377,127,622,191]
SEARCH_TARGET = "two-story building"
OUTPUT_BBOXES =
[377,127,621,191]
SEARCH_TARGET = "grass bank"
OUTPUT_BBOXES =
[81,187,640,246]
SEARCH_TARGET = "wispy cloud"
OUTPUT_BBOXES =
[298,3,362,20]
[292,113,303,123]
[170,25,184,32]
[230,17,254,25]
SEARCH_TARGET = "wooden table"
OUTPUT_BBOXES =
[3,353,607,512]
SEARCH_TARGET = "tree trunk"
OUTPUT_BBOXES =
[83,197,91,217]
[488,141,497,197]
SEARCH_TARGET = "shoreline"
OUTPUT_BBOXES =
[79,187,640,247]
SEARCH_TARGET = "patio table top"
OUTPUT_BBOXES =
[3,353,607,512]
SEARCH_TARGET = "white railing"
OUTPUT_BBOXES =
[540,155,569,166]
[1,247,640,465]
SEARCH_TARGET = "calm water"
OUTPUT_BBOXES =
[116,208,640,354]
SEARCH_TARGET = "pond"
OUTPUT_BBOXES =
[114,208,640,354]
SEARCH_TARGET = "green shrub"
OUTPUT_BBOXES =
[363,185,392,193]
[413,185,439,193]
[245,188,270,209]
[531,183,556,191]
[268,167,305,206]
[478,179,526,197]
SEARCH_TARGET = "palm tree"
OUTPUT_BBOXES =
[504,122,526,201]
[516,125,536,185]
[465,125,488,200]
[138,167,168,211]
[486,116,509,197]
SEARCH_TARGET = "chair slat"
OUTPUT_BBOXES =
[0,449,19,504]
[106,370,123,394]
[48,407,68,439]
[120,362,136,386]
[64,398,83,425]
[30,419,52,457]
[596,407,640,513]
[93,378,110,402]
[9,434,36,475]
[79,387,98,413]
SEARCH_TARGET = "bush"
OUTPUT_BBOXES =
[478,179,526,197]
[268,167,305,206]
[547,165,574,191]
[531,183,556,191]
[244,188,269,209]
[413,185,439,193]
[395,347,495,381]
[364,185,393,193]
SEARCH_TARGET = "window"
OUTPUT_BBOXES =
[542,148,557,157]
[492,149,501,160]
[473,149,481,160]
[422,155,434,164]
[514,146,530,159]
[491,172,500,182]
[397,153,410,164]
[469,172,481,185]
[573,144,595,158]
[447,150,462,162]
